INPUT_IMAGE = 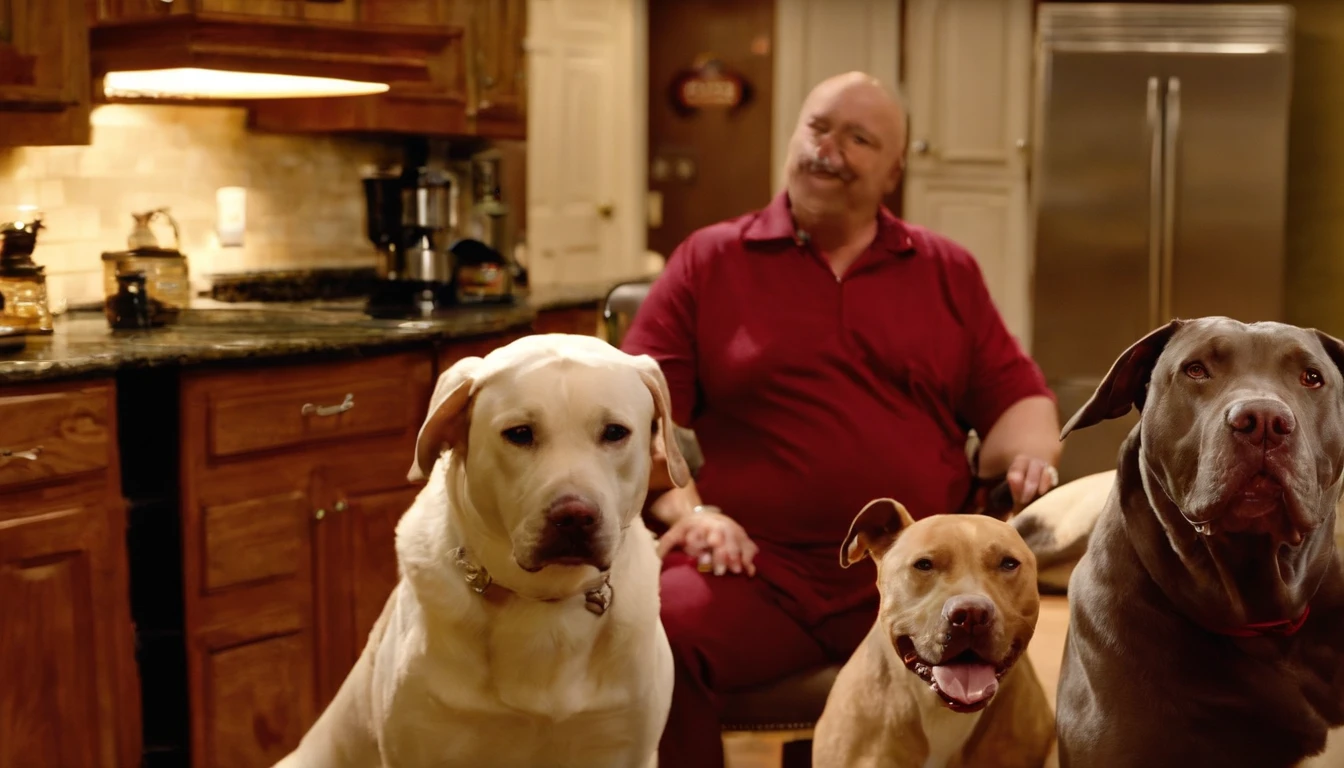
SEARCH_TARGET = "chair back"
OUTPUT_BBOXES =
[602,279,655,348]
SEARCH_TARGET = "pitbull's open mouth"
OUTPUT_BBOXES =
[895,636,1022,713]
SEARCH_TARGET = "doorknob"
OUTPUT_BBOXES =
[597,203,615,219]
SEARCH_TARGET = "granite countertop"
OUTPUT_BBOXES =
[0,276,654,385]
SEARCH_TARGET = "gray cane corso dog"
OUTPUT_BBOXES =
[1056,317,1344,767]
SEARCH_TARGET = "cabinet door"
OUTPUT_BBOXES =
[0,0,91,146]
[183,463,321,768]
[533,305,600,336]
[310,452,422,703]
[903,0,1032,177]
[0,487,132,768]
[472,0,526,123]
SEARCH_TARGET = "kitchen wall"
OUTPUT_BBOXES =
[0,103,402,310]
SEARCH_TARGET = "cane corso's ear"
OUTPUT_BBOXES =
[841,498,917,568]
[1061,320,1185,440]
[1312,329,1344,384]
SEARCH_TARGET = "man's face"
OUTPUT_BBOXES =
[785,77,905,218]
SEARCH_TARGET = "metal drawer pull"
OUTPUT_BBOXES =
[0,446,43,462]
[301,393,354,417]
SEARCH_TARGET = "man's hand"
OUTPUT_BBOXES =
[1006,453,1060,507]
[656,505,758,577]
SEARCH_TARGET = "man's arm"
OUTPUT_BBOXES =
[621,239,703,527]
[949,250,1061,503]
[977,395,1061,503]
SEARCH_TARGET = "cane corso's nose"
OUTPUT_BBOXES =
[1227,398,1296,448]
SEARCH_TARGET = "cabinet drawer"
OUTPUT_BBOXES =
[0,388,111,490]
[201,354,433,459]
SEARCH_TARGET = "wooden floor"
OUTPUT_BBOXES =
[723,596,1071,768]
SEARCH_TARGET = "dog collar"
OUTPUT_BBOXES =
[449,546,613,617]
[1210,604,1311,639]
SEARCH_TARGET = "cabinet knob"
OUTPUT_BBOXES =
[314,508,327,520]
[334,500,348,513]
[1015,138,1029,152]
[597,203,615,219]
[910,139,931,155]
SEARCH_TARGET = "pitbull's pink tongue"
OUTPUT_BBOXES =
[932,663,999,705]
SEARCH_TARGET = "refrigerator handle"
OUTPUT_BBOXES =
[1161,76,1182,325]
[1146,76,1163,331]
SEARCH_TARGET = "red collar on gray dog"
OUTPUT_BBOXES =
[1209,604,1311,639]
[449,546,613,616]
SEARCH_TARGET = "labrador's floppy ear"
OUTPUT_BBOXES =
[1060,319,1185,440]
[407,356,485,482]
[633,355,691,488]
[840,498,917,568]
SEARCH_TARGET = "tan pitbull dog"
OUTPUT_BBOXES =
[813,498,1056,768]
[1056,318,1344,767]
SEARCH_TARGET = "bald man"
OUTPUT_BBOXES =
[622,72,1061,767]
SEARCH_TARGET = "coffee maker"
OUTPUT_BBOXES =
[361,140,459,318]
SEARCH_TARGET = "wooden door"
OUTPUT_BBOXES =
[646,0,775,258]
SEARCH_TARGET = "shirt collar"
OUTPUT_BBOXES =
[742,189,916,256]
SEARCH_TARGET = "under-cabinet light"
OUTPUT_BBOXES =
[103,68,390,100]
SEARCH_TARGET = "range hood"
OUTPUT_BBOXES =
[90,13,455,101]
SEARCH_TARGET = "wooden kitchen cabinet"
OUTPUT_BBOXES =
[533,304,601,336]
[467,0,526,130]
[174,331,537,766]
[0,0,93,146]
[98,0,396,23]
[177,350,435,766]
[0,380,141,768]
[248,0,525,139]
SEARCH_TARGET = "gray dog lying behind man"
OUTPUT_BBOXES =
[1055,317,1344,767]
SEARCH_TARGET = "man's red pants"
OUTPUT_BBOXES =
[655,551,876,768]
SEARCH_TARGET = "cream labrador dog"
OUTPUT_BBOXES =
[272,333,690,768]
[813,499,1055,768]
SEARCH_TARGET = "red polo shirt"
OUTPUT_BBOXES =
[622,191,1052,624]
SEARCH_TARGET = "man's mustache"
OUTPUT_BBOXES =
[800,152,856,182]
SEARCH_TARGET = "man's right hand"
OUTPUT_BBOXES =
[656,505,758,577]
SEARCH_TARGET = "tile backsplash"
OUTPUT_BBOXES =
[0,104,402,310]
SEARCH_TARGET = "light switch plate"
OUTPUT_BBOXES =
[216,186,246,248]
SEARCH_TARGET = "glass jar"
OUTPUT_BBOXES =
[100,248,190,325]
[0,208,53,335]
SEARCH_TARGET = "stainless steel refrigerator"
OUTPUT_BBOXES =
[1029,3,1295,483]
